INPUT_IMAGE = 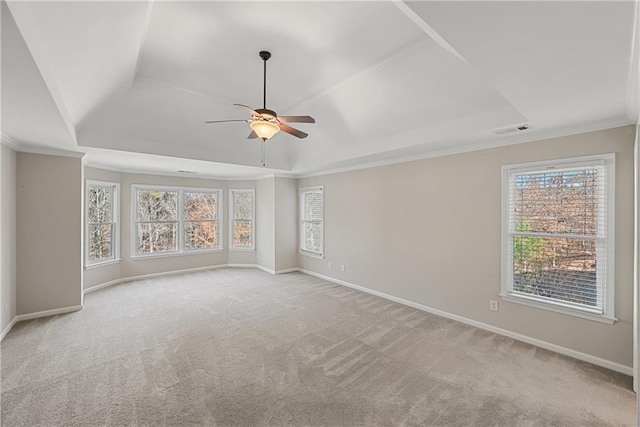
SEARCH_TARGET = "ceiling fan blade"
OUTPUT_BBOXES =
[279,124,308,139]
[204,119,248,124]
[247,130,258,139]
[278,115,315,124]
[233,103,260,116]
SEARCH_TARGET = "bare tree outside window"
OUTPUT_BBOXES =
[184,192,219,250]
[136,190,178,254]
[87,183,116,263]
[504,156,613,319]
[232,191,254,248]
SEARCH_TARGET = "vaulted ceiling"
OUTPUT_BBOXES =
[2,1,637,178]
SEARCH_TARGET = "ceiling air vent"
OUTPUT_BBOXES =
[493,124,529,135]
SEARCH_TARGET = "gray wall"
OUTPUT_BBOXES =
[1,144,17,334]
[274,177,298,272]
[17,153,83,314]
[298,126,635,368]
[256,177,275,271]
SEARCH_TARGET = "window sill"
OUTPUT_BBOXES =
[85,258,121,270]
[500,293,616,324]
[131,248,224,260]
[229,247,255,252]
[299,250,324,260]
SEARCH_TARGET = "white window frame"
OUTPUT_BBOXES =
[299,186,324,259]
[501,154,616,324]
[85,180,120,268]
[229,189,255,251]
[132,185,223,259]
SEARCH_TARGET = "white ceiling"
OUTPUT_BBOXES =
[1,1,637,178]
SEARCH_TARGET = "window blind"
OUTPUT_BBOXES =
[300,187,324,255]
[504,158,611,317]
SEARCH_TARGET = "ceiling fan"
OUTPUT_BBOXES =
[205,51,315,166]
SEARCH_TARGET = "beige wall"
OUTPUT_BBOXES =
[256,177,275,271]
[17,153,83,314]
[83,169,257,289]
[298,126,635,368]
[274,177,298,272]
[1,144,17,334]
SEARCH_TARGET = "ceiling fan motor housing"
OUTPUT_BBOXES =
[255,108,277,120]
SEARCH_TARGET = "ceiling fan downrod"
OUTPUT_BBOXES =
[259,50,271,110]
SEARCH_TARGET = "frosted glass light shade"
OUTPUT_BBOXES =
[250,120,280,140]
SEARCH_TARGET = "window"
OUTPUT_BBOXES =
[300,186,324,257]
[502,154,615,323]
[86,181,119,266]
[230,189,255,250]
[133,186,222,257]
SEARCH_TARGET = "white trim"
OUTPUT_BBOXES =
[229,189,256,250]
[14,146,85,159]
[275,267,299,274]
[0,132,22,151]
[500,293,616,325]
[299,186,325,258]
[84,264,231,294]
[14,305,82,322]
[85,258,121,270]
[501,153,616,322]
[298,269,632,376]
[132,185,223,257]
[86,180,120,268]
[256,264,276,275]
[294,119,633,179]
[84,278,123,294]
[227,263,257,268]
[131,248,223,261]
[0,317,18,342]
[299,250,324,260]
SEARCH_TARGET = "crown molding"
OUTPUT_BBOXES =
[294,117,634,179]
[627,0,640,124]
[18,146,85,159]
[84,161,283,182]
[0,132,22,151]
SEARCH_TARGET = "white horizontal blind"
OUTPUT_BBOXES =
[300,187,324,255]
[505,157,612,316]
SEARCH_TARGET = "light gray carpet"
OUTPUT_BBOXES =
[1,268,635,426]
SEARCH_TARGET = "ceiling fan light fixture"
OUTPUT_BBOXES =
[250,120,280,141]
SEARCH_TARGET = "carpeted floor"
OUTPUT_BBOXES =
[0,268,635,426]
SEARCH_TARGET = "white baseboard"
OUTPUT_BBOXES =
[84,278,122,294]
[0,317,17,342]
[299,269,633,376]
[84,264,231,294]
[84,264,294,295]
[275,267,299,274]
[15,305,82,322]
[255,264,276,275]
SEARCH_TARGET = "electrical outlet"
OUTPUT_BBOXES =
[490,300,498,312]
[341,265,345,272]
[256,252,260,259]
[328,262,332,269]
